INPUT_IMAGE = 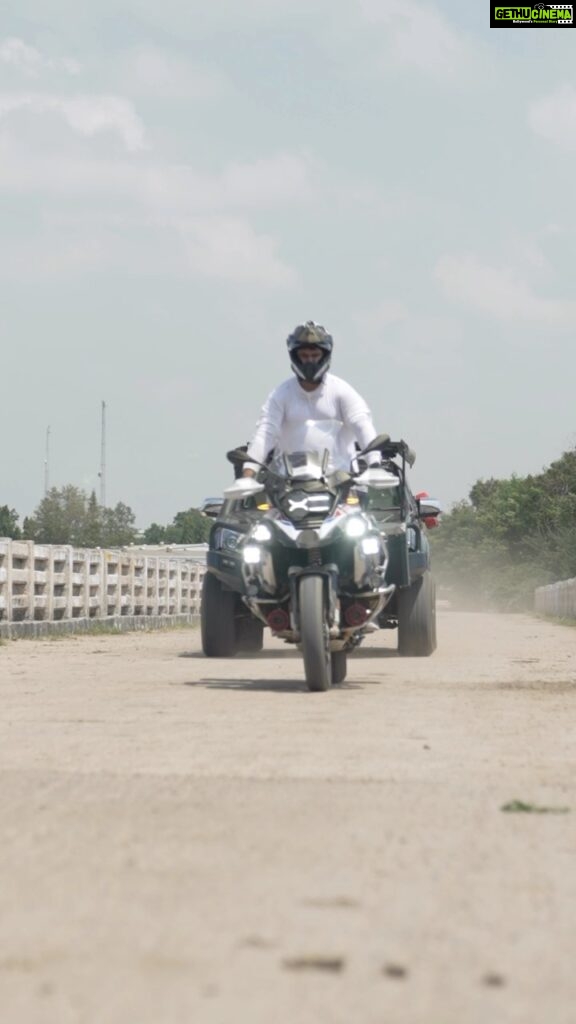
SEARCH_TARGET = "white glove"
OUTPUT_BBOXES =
[223,478,265,499]
[356,467,398,490]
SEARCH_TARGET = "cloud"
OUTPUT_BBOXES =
[0,93,146,150]
[0,136,305,287]
[353,300,409,334]
[116,46,230,99]
[352,300,465,374]
[0,137,312,212]
[435,252,576,327]
[133,153,313,213]
[177,216,297,287]
[0,37,81,77]
[217,153,313,206]
[528,85,576,151]
[358,0,470,77]
[0,215,297,288]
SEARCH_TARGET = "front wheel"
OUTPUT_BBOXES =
[299,575,332,692]
[397,571,437,657]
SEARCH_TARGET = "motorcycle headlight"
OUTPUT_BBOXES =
[345,516,367,538]
[243,544,262,565]
[252,524,272,542]
[361,536,381,556]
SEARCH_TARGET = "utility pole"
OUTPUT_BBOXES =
[44,425,51,496]
[99,401,106,507]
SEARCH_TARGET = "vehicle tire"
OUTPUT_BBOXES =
[236,616,264,653]
[397,571,437,657]
[299,575,332,692]
[331,650,347,685]
[201,572,238,657]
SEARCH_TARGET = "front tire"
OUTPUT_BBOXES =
[299,575,332,692]
[397,571,436,657]
[201,572,238,657]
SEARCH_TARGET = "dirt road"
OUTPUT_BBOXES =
[1,611,575,1024]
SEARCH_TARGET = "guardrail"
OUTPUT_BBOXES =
[534,577,576,621]
[0,538,207,637]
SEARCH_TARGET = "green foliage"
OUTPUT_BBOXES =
[501,799,570,815]
[0,505,22,539]
[167,508,211,543]
[141,522,167,544]
[431,446,576,611]
[101,501,137,548]
[142,508,211,544]
[24,486,138,548]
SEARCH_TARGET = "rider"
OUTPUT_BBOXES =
[242,321,381,477]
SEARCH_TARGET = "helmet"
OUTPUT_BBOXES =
[286,321,333,383]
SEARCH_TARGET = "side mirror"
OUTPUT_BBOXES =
[226,447,252,464]
[417,497,442,527]
[223,478,266,500]
[200,497,224,519]
[358,433,391,457]
[358,435,416,467]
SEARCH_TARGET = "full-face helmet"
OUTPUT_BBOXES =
[286,321,333,383]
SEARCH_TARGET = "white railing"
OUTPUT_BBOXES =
[534,577,576,620]
[0,538,206,627]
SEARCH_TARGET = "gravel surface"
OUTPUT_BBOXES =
[1,611,575,1024]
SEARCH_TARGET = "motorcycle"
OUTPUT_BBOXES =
[201,426,399,691]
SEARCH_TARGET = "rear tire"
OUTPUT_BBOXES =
[397,571,436,657]
[201,572,238,657]
[299,575,332,692]
[236,616,264,653]
[331,650,347,685]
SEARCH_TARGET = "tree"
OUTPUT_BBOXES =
[101,502,138,548]
[25,485,89,545]
[166,508,211,543]
[84,491,103,548]
[24,486,138,547]
[0,505,21,539]
[142,523,167,544]
[140,508,211,545]
[431,445,576,611]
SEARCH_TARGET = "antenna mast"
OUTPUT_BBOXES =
[99,401,106,507]
[44,425,51,496]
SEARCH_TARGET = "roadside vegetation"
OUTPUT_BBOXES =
[0,487,211,548]
[431,446,576,611]
[3,446,576,611]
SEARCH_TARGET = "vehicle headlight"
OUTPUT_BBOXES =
[345,516,367,538]
[216,528,243,551]
[252,524,272,542]
[243,544,262,565]
[361,536,381,556]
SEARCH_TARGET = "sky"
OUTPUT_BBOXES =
[1,0,575,528]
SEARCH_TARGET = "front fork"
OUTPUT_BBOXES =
[288,563,339,637]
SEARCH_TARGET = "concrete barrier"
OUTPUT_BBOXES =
[534,577,576,621]
[0,538,206,638]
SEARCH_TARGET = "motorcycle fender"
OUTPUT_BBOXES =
[287,564,339,633]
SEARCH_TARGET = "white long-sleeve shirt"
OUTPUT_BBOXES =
[246,373,379,473]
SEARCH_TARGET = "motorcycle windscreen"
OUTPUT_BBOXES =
[271,418,351,478]
[282,450,325,480]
